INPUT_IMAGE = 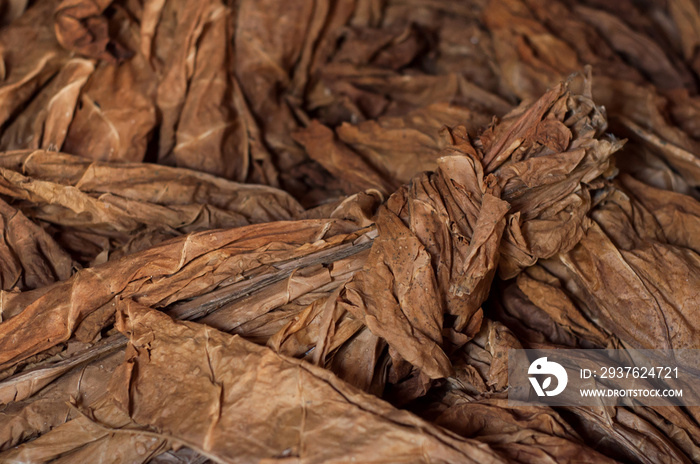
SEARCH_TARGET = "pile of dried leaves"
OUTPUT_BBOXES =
[1,0,699,463]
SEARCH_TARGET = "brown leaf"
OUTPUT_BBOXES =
[0,150,303,262]
[0,58,94,152]
[0,198,74,292]
[53,0,131,61]
[106,299,508,463]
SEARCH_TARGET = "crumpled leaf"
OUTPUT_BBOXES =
[545,180,700,359]
[426,317,697,464]
[407,320,618,463]
[0,348,124,451]
[485,74,620,278]
[295,102,495,195]
[3,0,700,461]
[61,5,157,163]
[429,392,618,464]
[0,58,94,152]
[483,0,700,195]
[292,120,397,195]
[0,198,74,292]
[491,175,700,462]
[53,0,126,61]
[0,217,372,371]
[0,393,169,463]
[154,0,266,182]
[102,299,507,463]
[0,0,69,129]
[572,4,694,92]
[339,153,509,379]
[591,76,700,191]
[276,78,619,392]
[0,150,303,262]
[496,265,616,349]
[233,0,319,174]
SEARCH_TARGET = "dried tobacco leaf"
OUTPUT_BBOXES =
[294,102,494,195]
[1,0,700,462]
[155,1,257,181]
[0,348,124,451]
[543,180,700,358]
[484,74,620,278]
[233,0,317,173]
[62,3,157,163]
[106,300,506,463]
[483,0,700,198]
[0,300,508,463]
[413,322,617,464]
[0,393,169,463]
[0,217,372,371]
[0,150,303,262]
[268,76,620,397]
[0,1,69,129]
[292,120,397,195]
[54,0,122,61]
[422,315,697,464]
[0,76,621,397]
[492,175,700,462]
[338,153,508,380]
[0,58,94,152]
[0,198,74,292]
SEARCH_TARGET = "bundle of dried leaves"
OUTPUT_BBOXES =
[0,0,699,463]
